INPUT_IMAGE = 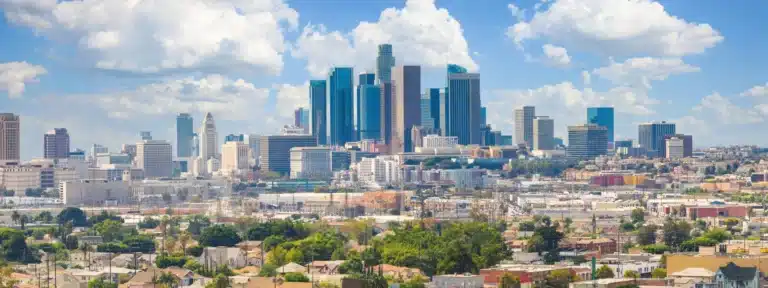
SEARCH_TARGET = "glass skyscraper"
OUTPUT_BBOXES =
[329,67,354,146]
[310,80,327,145]
[359,84,381,141]
[638,121,676,158]
[444,64,482,145]
[376,44,395,84]
[428,88,441,131]
[356,73,376,140]
[587,107,614,144]
[176,113,194,158]
[420,95,433,129]
[567,124,608,160]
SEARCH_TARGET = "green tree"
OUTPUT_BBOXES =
[624,270,640,279]
[499,272,521,288]
[94,219,123,242]
[546,270,577,288]
[88,277,117,288]
[58,207,88,226]
[286,248,304,264]
[0,266,19,288]
[651,268,667,278]
[631,208,644,223]
[198,225,242,247]
[0,228,29,261]
[637,225,658,246]
[284,272,310,282]
[724,218,740,231]
[662,219,692,248]
[156,254,189,268]
[595,265,614,279]
[205,274,230,288]
[267,246,288,266]
[35,211,54,223]
[258,263,278,277]
[186,215,211,235]
[137,217,160,229]
[154,272,179,288]
[186,245,204,257]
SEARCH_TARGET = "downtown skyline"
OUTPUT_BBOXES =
[1,0,768,159]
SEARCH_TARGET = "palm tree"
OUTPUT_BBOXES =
[178,231,191,256]
[164,236,177,254]
[10,211,19,227]
[159,216,170,254]
[19,215,28,230]
[154,272,179,288]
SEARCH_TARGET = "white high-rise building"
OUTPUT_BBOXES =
[422,135,459,148]
[0,113,20,162]
[206,158,221,174]
[199,112,218,161]
[290,147,331,179]
[665,136,685,160]
[221,141,249,173]
[533,116,554,151]
[136,140,172,179]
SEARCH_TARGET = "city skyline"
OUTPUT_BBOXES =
[1,0,768,159]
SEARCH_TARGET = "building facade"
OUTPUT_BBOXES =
[294,108,310,134]
[392,65,421,153]
[0,113,20,162]
[356,73,376,140]
[136,140,172,179]
[587,107,614,144]
[567,124,608,161]
[514,106,535,148]
[423,135,459,148]
[260,135,317,175]
[376,44,395,84]
[444,65,482,145]
[359,84,381,141]
[44,128,70,159]
[60,180,132,206]
[176,113,194,158]
[310,80,328,145]
[638,121,676,158]
[221,141,249,173]
[428,88,442,131]
[532,116,554,151]
[290,147,331,180]
[380,82,394,148]
[329,67,354,146]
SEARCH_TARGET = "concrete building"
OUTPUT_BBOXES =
[410,126,439,150]
[60,179,132,205]
[567,124,608,161]
[0,164,78,191]
[136,140,172,179]
[176,113,194,158]
[514,106,535,148]
[376,44,395,84]
[359,84,382,141]
[587,107,614,144]
[665,134,693,158]
[423,135,459,148]
[244,134,261,166]
[221,141,249,173]
[290,147,331,180]
[310,80,328,145]
[666,136,685,159]
[87,165,144,181]
[444,65,482,145]
[638,121,676,158]
[260,135,317,175]
[0,113,20,162]
[391,65,421,153]
[440,169,486,189]
[44,128,70,159]
[95,153,131,167]
[294,108,310,134]
[206,157,220,174]
[199,112,218,162]
[532,116,554,151]
[380,82,394,149]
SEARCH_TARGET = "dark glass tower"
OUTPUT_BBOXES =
[175,113,193,157]
[444,64,481,145]
[356,73,376,140]
[310,80,327,145]
[329,67,354,146]
[587,107,614,144]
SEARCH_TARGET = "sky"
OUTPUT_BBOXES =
[1,0,768,160]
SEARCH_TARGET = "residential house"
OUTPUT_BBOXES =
[199,247,248,269]
[245,277,312,288]
[277,263,307,274]
[308,260,344,275]
[111,253,155,269]
[714,263,760,288]
[78,235,104,246]
[669,267,716,287]
[431,274,484,288]
[371,264,424,281]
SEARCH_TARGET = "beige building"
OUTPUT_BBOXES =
[0,113,20,162]
[60,179,132,206]
[290,147,331,180]
[136,140,172,179]
[221,141,249,173]
[0,164,78,192]
[533,116,554,151]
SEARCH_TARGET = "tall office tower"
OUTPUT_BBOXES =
[359,84,381,141]
[43,128,70,159]
[140,131,152,140]
[428,88,442,131]
[638,121,676,158]
[309,80,327,145]
[329,67,354,146]
[244,134,261,165]
[533,116,554,150]
[191,133,199,158]
[199,112,218,160]
[294,108,310,134]
[444,64,482,145]
[224,134,244,143]
[176,113,194,158]
[290,147,332,180]
[391,65,421,153]
[90,144,108,159]
[380,82,394,148]
[0,113,20,161]
[356,73,376,140]
[420,94,434,129]
[665,134,693,158]
[136,140,172,178]
[221,141,249,172]
[587,107,615,144]
[665,137,684,159]
[567,124,608,161]
[481,106,487,127]
[514,106,535,147]
[376,44,395,84]
[260,135,317,175]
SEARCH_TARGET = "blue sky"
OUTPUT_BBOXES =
[1,0,767,160]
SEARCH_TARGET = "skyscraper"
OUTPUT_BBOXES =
[310,80,327,145]
[481,106,487,128]
[140,131,152,140]
[392,65,421,153]
[380,82,394,147]
[567,124,608,160]
[44,128,70,159]
[176,113,194,158]
[444,65,482,145]
[359,84,381,141]
[199,112,218,161]
[638,121,676,158]
[294,108,310,134]
[0,113,20,162]
[356,73,376,140]
[136,140,173,178]
[376,44,395,84]
[420,94,433,129]
[221,141,249,172]
[224,134,244,143]
[428,88,441,131]
[514,106,535,147]
[587,107,615,144]
[260,135,317,175]
[533,116,554,150]
[329,67,354,146]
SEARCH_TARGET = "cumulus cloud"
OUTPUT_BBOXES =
[273,82,309,118]
[0,61,47,98]
[507,0,723,57]
[93,75,270,121]
[581,70,591,86]
[542,44,570,67]
[691,93,762,125]
[741,83,768,98]
[292,0,477,78]
[592,57,700,89]
[1,0,298,75]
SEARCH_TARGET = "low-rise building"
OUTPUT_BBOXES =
[60,180,132,206]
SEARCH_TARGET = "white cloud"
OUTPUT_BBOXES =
[581,70,591,86]
[507,0,723,57]
[93,75,270,121]
[741,83,768,98]
[0,61,47,98]
[507,3,525,21]
[676,91,766,146]
[592,57,700,89]
[542,44,570,67]
[292,0,477,78]
[691,92,762,125]
[273,82,309,117]
[1,0,298,75]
